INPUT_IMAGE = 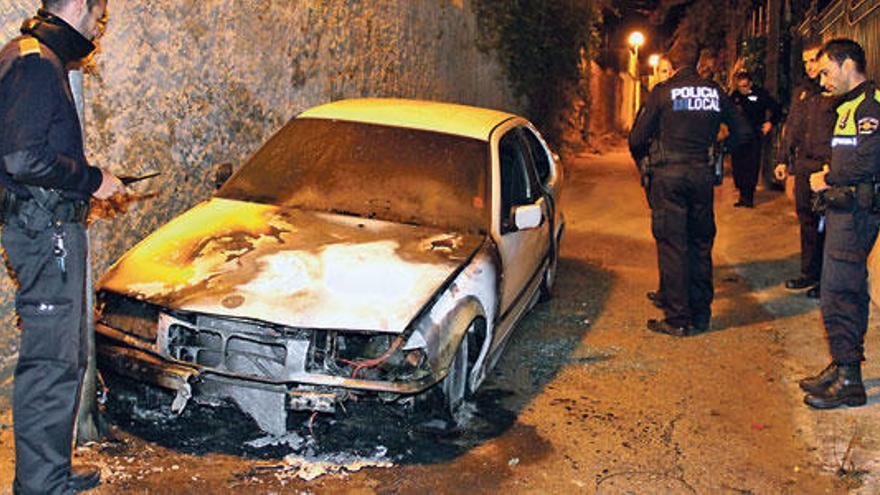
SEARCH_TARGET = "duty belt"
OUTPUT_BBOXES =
[821,182,880,213]
[2,193,89,224]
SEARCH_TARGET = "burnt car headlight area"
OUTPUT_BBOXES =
[95,291,434,434]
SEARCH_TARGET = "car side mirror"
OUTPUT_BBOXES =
[512,201,543,231]
[214,162,233,190]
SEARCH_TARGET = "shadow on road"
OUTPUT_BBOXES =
[717,253,802,291]
[710,255,819,332]
[101,256,615,465]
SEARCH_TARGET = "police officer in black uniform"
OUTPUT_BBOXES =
[774,43,836,299]
[629,40,752,337]
[729,71,781,207]
[0,0,125,493]
[801,39,880,409]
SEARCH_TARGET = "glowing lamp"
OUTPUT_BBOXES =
[628,31,645,48]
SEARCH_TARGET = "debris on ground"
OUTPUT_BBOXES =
[245,432,306,450]
[243,447,393,482]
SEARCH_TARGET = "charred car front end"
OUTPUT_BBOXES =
[97,279,475,434]
[96,99,561,434]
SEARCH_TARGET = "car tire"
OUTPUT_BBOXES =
[441,330,470,417]
[539,245,558,302]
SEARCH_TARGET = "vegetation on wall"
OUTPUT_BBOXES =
[739,36,768,87]
[663,0,752,86]
[471,0,604,148]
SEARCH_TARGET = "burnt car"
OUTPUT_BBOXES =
[96,98,564,434]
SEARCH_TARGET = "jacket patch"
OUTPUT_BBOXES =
[858,117,879,135]
[832,136,858,147]
[670,86,720,112]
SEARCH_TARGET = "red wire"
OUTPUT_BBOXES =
[308,411,318,437]
[336,336,405,378]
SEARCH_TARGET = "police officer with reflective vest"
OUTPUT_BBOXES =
[629,40,752,337]
[0,0,125,493]
[802,39,880,409]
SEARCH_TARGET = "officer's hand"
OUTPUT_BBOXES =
[88,196,127,223]
[93,169,126,200]
[810,165,831,193]
[761,122,773,135]
[88,191,158,224]
[774,163,788,181]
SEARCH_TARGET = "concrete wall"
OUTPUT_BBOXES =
[0,0,518,387]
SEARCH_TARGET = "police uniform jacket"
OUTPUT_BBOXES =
[729,86,781,133]
[0,9,103,201]
[775,80,836,176]
[827,81,880,186]
[629,68,752,164]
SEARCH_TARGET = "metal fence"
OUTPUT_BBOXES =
[817,0,880,81]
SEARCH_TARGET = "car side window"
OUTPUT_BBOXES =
[499,131,533,231]
[521,128,552,185]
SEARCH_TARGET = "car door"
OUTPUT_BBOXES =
[520,125,563,243]
[520,125,561,201]
[492,127,551,345]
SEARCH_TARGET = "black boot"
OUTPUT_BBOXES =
[785,276,817,290]
[68,467,101,493]
[798,362,839,394]
[804,363,867,409]
[646,291,665,309]
[647,319,689,337]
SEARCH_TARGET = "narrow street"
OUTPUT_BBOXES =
[2,145,879,493]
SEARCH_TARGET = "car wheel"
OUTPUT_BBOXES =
[441,328,470,416]
[539,245,558,302]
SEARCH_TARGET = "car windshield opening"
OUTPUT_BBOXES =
[217,118,489,234]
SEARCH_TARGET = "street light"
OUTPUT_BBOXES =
[628,31,645,50]
[628,31,645,118]
[648,53,660,90]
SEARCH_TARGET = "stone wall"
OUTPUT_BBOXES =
[588,61,623,137]
[0,0,518,388]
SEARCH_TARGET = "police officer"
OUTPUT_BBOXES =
[629,40,752,337]
[802,39,879,409]
[729,71,781,207]
[0,0,125,493]
[774,42,836,299]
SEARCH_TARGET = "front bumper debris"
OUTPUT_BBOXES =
[96,322,437,402]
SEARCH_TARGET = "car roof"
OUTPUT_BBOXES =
[297,98,519,141]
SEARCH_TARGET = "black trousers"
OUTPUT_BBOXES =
[649,165,716,327]
[794,174,824,281]
[3,221,87,495]
[731,138,764,201]
[820,207,880,364]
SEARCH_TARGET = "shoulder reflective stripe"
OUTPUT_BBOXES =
[875,89,880,104]
[835,93,865,136]
[17,38,40,57]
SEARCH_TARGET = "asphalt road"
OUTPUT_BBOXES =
[2,145,879,493]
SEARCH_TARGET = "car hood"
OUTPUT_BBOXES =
[99,198,485,334]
